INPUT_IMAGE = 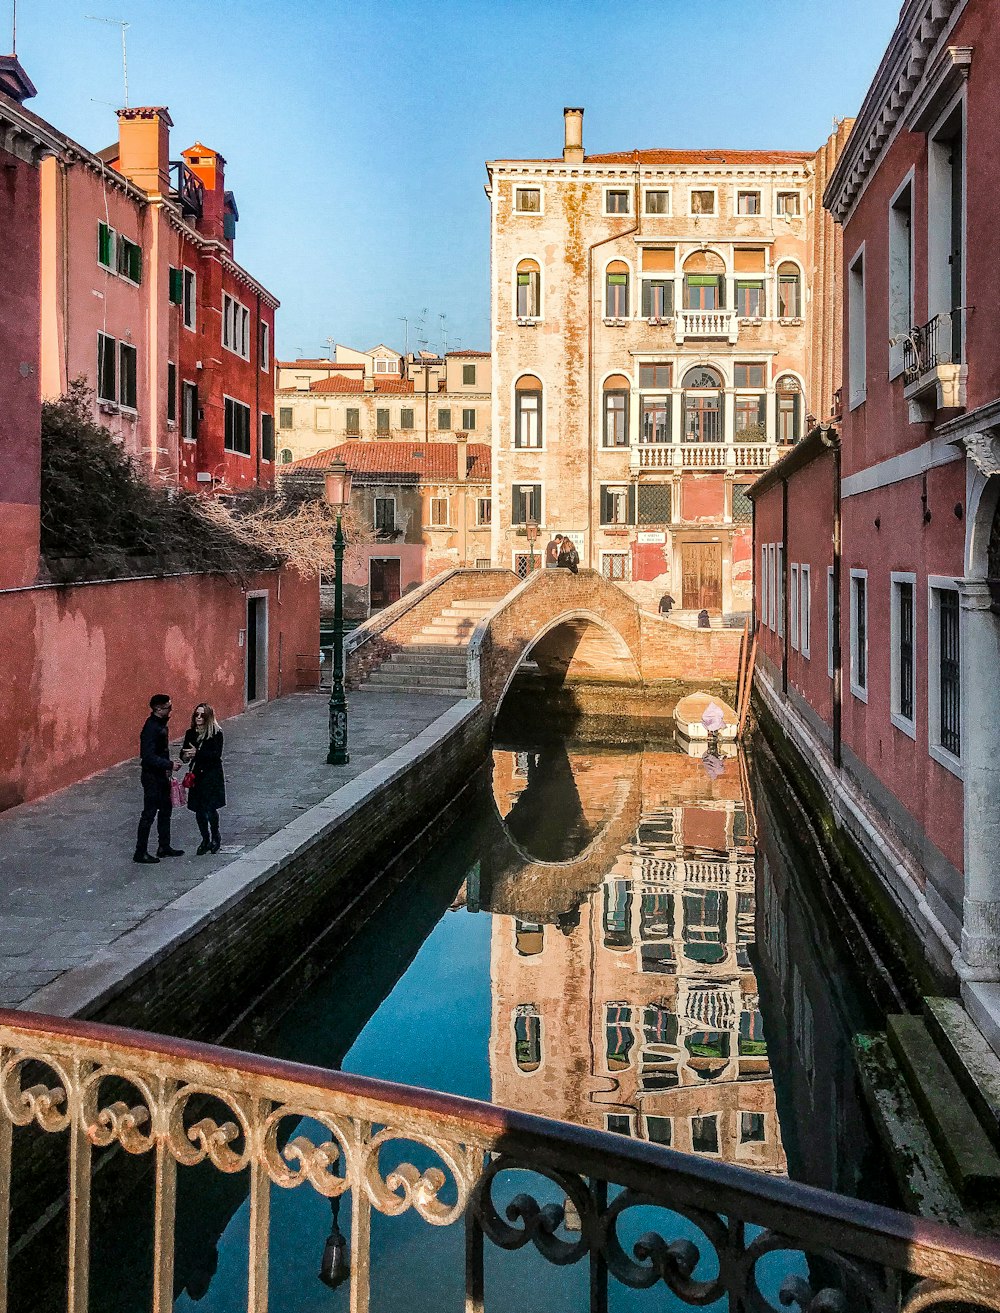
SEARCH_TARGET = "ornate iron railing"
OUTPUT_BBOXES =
[902,311,958,384]
[2,1007,1000,1313]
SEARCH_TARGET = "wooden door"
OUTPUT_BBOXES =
[369,558,401,611]
[681,543,722,611]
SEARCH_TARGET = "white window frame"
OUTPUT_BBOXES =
[800,564,811,659]
[181,379,198,443]
[790,564,800,651]
[223,393,252,458]
[849,568,868,703]
[642,187,671,216]
[429,494,450,528]
[927,576,963,778]
[890,571,917,739]
[775,189,802,218]
[462,407,476,431]
[760,544,769,628]
[182,267,197,331]
[848,244,866,409]
[514,185,543,216]
[118,340,138,411]
[260,319,270,372]
[373,495,396,532]
[511,482,543,527]
[97,330,116,403]
[888,170,915,381]
[736,189,761,216]
[476,496,492,527]
[604,258,632,320]
[514,258,542,320]
[600,550,630,582]
[768,544,776,631]
[688,186,717,217]
[827,567,835,678]
[97,221,117,271]
[603,184,632,215]
[223,293,251,360]
[776,545,785,638]
[373,357,399,374]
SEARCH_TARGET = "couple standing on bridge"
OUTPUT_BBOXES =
[543,534,580,573]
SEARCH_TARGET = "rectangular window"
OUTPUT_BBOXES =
[888,177,913,379]
[346,407,361,436]
[222,294,250,359]
[691,1114,719,1154]
[462,363,476,385]
[790,564,800,650]
[374,496,396,533]
[182,381,198,442]
[827,567,835,679]
[606,189,630,214]
[603,391,628,447]
[928,107,964,360]
[168,266,184,304]
[97,221,115,270]
[735,394,766,438]
[462,407,476,430]
[117,343,137,408]
[641,279,674,318]
[777,391,800,443]
[639,363,671,388]
[438,407,452,431]
[768,544,777,630]
[848,248,866,406]
[737,191,761,215]
[637,483,671,525]
[600,484,631,526]
[606,272,629,317]
[224,396,252,455]
[777,544,785,638]
[644,190,670,214]
[429,496,449,527]
[260,320,270,372]
[800,564,811,658]
[315,407,331,431]
[183,268,196,330]
[515,187,541,213]
[735,280,765,317]
[516,269,540,318]
[511,483,541,525]
[734,363,766,388]
[776,191,800,216]
[400,407,415,430]
[850,570,868,700]
[761,544,769,626]
[376,408,390,435]
[641,397,670,444]
[890,573,916,735]
[740,1112,766,1143]
[515,391,541,448]
[167,361,177,423]
[732,484,753,524]
[778,270,801,318]
[602,552,629,581]
[279,406,293,429]
[97,332,116,402]
[690,190,715,215]
[260,414,274,462]
[116,235,142,283]
[477,497,492,526]
[929,581,961,769]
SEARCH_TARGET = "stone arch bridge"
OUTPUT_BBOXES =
[345,567,740,718]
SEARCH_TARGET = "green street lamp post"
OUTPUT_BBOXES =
[325,459,353,765]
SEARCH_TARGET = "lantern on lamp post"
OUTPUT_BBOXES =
[525,515,539,574]
[324,458,353,765]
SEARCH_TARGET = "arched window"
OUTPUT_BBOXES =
[515,258,541,318]
[777,262,802,318]
[513,1005,542,1073]
[602,373,630,448]
[603,880,633,951]
[682,365,724,443]
[683,250,726,310]
[775,374,802,443]
[279,448,293,464]
[514,374,542,449]
[606,260,630,317]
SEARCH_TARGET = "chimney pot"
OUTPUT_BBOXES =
[563,107,584,164]
[116,106,173,195]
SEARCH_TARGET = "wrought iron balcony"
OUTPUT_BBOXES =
[901,310,966,419]
[674,309,739,344]
[4,1007,999,1313]
[902,312,958,384]
[169,159,205,221]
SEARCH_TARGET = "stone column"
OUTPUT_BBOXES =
[958,579,1000,978]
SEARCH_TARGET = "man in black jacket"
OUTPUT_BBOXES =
[134,694,184,863]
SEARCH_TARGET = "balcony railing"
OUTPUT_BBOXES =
[674,309,739,344]
[169,159,205,221]
[902,311,958,384]
[4,1008,1000,1312]
[636,443,777,470]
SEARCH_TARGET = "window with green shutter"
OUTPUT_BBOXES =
[118,343,137,409]
[261,414,275,462]
[224,397,251,455]
[168,267,184,304]
[97,332,116,402]
[376,408,390,435]
[278,407,293,429]
[400,408,414,430]
[438,408,451,430]
[463,364,476,385]
[346,407,361,435]
[117,236,142,284]
[98,222,115,270]
[167,362,177,423]
[462,407,476,430]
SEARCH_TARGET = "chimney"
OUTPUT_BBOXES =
[455,433,468,483]
[116,107,173,195]
[363,375,375,393]
[0,55,37,104]
[563,107,584,164]
[182,142,226,241]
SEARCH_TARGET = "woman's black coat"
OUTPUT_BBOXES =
[181,728,226,811]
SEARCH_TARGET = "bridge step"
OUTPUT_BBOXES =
[365,670,467,691]
[385,657,468,678]
[396,644,469,661]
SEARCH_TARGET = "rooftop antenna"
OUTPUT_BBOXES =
[439,312,448,355]
[324,335,336,361]
[11,0,16,53]
[86,15,130,108]
[398,316,408,357]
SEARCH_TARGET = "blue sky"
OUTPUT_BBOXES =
[14,0,899,359]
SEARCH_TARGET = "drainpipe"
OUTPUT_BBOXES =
[828,428,843,768]
[586,149,640,567]
[781,476,789,696]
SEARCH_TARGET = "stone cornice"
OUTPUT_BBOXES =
[486,161,812,182]
[164,207,279,310]
[0,92,64,166]
[824,0,968,224]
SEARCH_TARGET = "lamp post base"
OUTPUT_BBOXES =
[327,699,349,765]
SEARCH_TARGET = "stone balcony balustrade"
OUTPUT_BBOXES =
[631,442,784,472]
[674,308,740,344]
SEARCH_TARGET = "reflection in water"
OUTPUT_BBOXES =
[487,742,786,1176]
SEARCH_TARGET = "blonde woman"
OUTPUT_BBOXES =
[180,704,226,854]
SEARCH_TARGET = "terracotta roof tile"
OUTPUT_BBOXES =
[276,359,364,370]
[504,148,814,166]
[286,441,491,481]
[445,349,490,357]
[308,376,415,395]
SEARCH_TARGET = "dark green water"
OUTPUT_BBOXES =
[83,727,895,1312]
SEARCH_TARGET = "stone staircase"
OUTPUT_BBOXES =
[668,609,727,630]
[363,599,496,695]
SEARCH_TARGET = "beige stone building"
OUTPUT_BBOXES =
[487,109,849,612]
[275,348,492,465]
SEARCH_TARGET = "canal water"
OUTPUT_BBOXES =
[87,717,897,1312]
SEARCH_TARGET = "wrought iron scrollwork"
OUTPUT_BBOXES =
[472,1155,593,1265]
[598,1187,726,1299]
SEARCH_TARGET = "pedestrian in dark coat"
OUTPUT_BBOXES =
[557,537,580,574]
[134,693,184,862]
[181,703,226,854]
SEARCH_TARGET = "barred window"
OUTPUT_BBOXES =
[602,552,629,582]
[732,484,753,523]
[637,483,671,525]
[938,589,961,757]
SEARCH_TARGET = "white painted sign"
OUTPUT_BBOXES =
[637,532,666,544]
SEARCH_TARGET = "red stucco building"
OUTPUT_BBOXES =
[750,0,1000,1053]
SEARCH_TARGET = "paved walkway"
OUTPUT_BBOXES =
[0,691,457,1010]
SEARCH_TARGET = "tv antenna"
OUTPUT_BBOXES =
[324,335,336,361]
[11,0,16,53]
[86,16,130,108]
[398,316,408,357]
[439,312,448,355]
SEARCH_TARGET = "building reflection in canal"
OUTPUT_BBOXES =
[483,741,787,1180]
